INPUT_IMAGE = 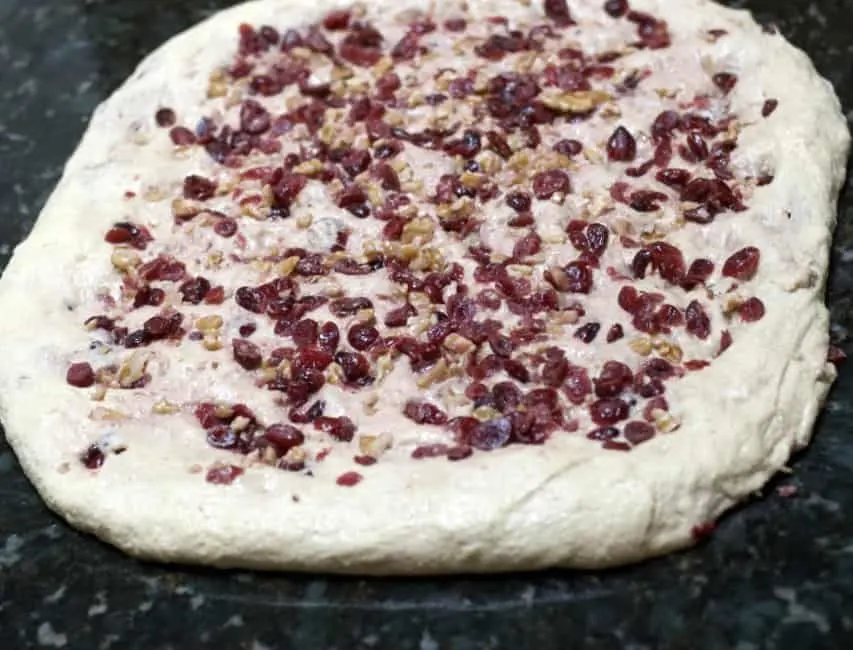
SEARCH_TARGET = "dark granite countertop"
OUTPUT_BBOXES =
[1,1,851,648]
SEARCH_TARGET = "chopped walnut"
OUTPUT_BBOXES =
[540,89,611,113]
[629,337,654,356]
[89,406,128,421]
[359,432,394,458]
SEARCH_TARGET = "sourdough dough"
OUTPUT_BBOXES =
[0,0,848,573]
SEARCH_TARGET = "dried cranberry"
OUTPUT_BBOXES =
[335,351,371,383]
[264,424,305,453]
[411,444,449,460]
[330,297,373,317]
[340,149,371,177]
[475,34,530,61]
[391,31,422,61]
[384,304,415,328]
[607,126,637,162]
[686,132,709,161]
[323,9,350,30]
[206,464,244,485]
[233,339,262,370]
[606,324,624,342]
[586,223,610,256]
[685,300,711,339]
[553,138,583,157]
[470,417,512,450]
[712,73,738,94]
[486,130,513,159]
[624,421,655,445]
[682,259,715,290]
[512,231,542,259]
[403,400,448,425]
[170,126,196,145]
[739,297,766,322]
[651,111,680,142]
[594,361,633,397]
[575,322,601,343]
[544,0,574,26]
[143,314,181,340]
[587,427,619,442]
[183,174,217,201]
[291,319,318,347]
[155,108,176,128]
[235,287,267,314]
[315,416,357,442]
[213,218,238,238]
[124,329,150,348]
[589,398,630,426]
[271,172,307,211]
[504,359,531,383]
[532,169,571,199]
[506,191,532,213]
[444,17,467,31]
[374,140,403,159]
[722,247,760,281]
[336,471,363,487]
[656,168,691,189]
[304,26,334,55]
[318,322,340,352]
[762,99,779,117]
[289,400,325,424]
[295,347,333,371]
[104,222,153,250]
[562,261,594,293]
[348,323,379,351]
[133,286,165,309]
[629,190,668,212]
[176,277,210,305]
[647,242,686,284]
[138,255,186,283]
[340,24,385,67]
[604,0,629,17]
[80,445,105,469]
[239,99,271,134]
[295,254,327,277]
[66,362,95,388]
[444,129,482,158]
[206,424,238,450]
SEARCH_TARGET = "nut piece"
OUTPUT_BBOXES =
[362,393,380,415]
[443,334,475,354]
[295,213,314,229]
[203,334,223,351]
[278,255,301,277]
[540,89,611,113]
[375,354,395,382]
[401,217,436,245]
[196,315,223,331]
[117,351,150,388]
[111,249,141,271]
[629,337,653,356]
[416,359,450,389]
[473,406,502,422]
[89,406,128,421]
[152,399,180,415]
[358,432,394,458]
[654,412,682,433]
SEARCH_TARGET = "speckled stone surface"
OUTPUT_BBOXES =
[0,1,851,648]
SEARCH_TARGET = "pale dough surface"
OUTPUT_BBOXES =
[0,0,848,574]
